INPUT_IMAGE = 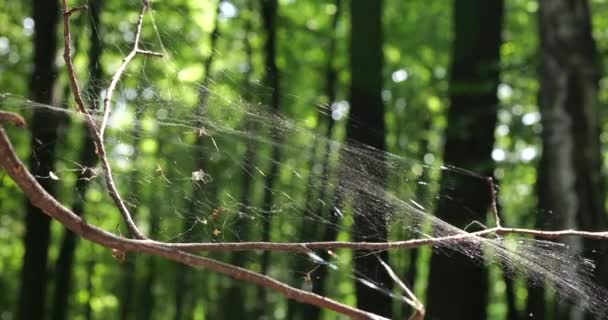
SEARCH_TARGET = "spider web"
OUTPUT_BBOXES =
[1,1,608,319]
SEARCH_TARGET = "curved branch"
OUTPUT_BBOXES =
[61,1,148,239]
[0,111,26,127]
[0,126,385,320]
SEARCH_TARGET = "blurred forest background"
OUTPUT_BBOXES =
[2,0,608,319]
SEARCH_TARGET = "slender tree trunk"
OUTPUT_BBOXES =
[402,117,430,318]
[529,1,606,320]
[347,0,392,317]
[84,257,96,320]
[257,0,281,317]
[175,4,222,319]
[136,142,164,320]
[51,2,103,319]
[119,110,144,320]
[426,1,503,319]
[287,2,342,319]
[224,4,257,319]
[17,1,60,319]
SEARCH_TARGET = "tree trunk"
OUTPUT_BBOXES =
[51,2,103,319]
[119,111,143,320]
[224,3,257,319]
[17,1,60,319]
[287,1,342,319]
[257,0,281,317]
[84,257,96,320]
[136,144,164,320]
[426,1,503,319]
[174,3,222,319]
[529,1,606,319]
[348,0,391,317]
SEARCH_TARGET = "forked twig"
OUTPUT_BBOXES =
[0,125,385,320]
[5,2,605,320]
[61,0,148,239]
[4,115,608,318]
[377,256,425,320]
[100,4,162,138]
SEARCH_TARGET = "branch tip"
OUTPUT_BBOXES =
[64,5,88,17]
[0,111,26,127]
[136,49,163,58]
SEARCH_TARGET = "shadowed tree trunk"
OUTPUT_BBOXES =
[51,2,103,319]
[119,109,144,320]
[528,1,606,320]
[83,258,95,320]
[174,3,222,319]
[287,1,342,319]
[402,117,430,318]
[17,1,60,319]
[347,0,392,317]
[257,0,281,317]
[426,1,504,319]
[135,140,166,320]
[223,3,257,319]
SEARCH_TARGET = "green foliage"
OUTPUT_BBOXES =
[1,0,607,319]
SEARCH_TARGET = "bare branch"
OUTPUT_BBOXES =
[0,111,26,127]
[65,4,87,16]
[136,49,164,57]
[377,256,425,320]
[3,111,608,317]
[0,126,385,320]
[155,227,608,253]
[488,176,501,227]
[61,0,147,239]
[100,4,161,138]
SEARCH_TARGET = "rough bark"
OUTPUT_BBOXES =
[17,1,60,319]
[426,1,503,319]
[529,1,606,319]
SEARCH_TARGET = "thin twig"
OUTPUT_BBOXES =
[100,4,162,138]
[487,176,501,227]
[0,126,385,320]
[0,111,26,127]
[4,118,608,317]
[61,0,146,239]
[154,227,608,253]
[376,256,425,320]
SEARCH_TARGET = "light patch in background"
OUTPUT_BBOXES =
[22,18,34,36]
[496,124,510,136]
[0,37,9,56]
[382,89,392,101]
[497,83,513,100]
[522,111,540,126]
[434,66,446,79]
[331,101,349,121]
[498,109,512,124]
[219,1,238,20]
[492,148,506,161]
[392,69,409,83]
[520,146,537,162]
